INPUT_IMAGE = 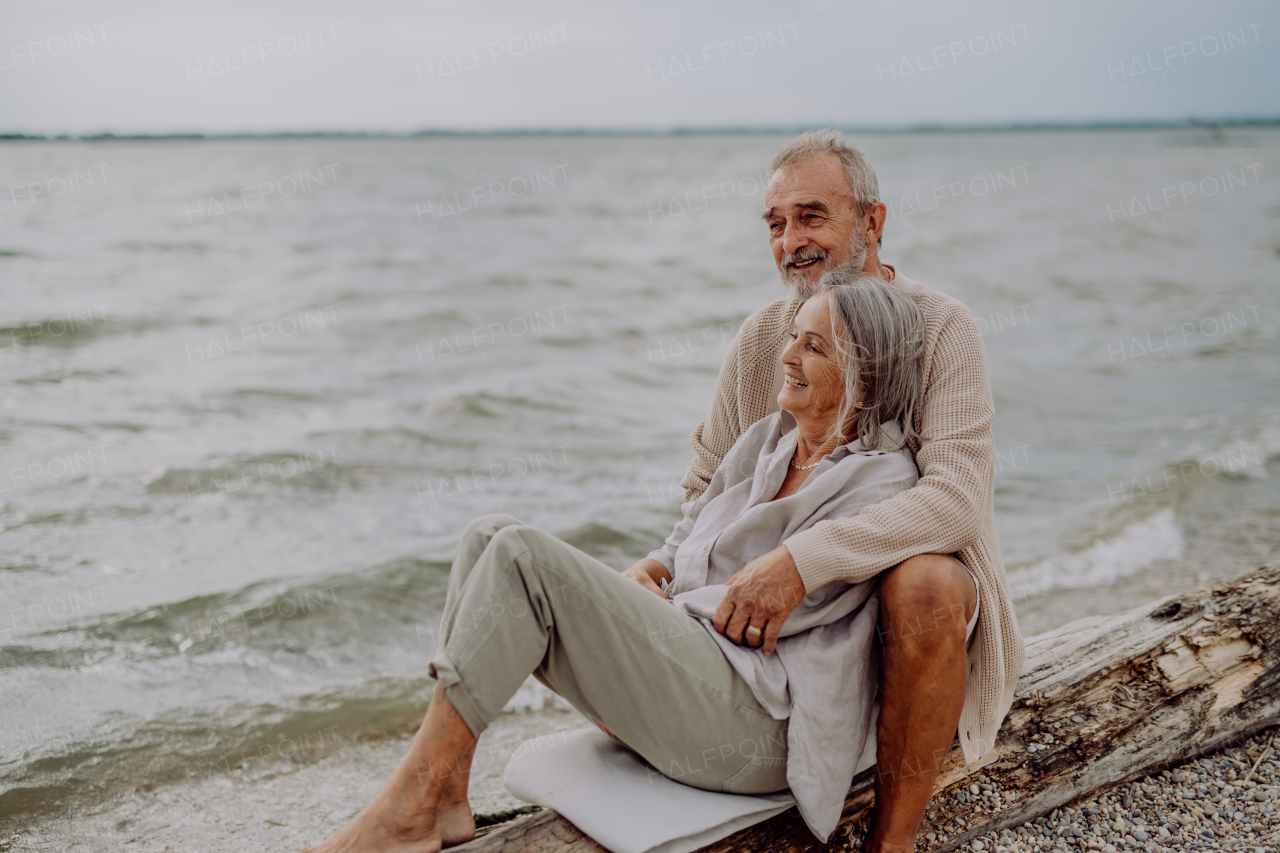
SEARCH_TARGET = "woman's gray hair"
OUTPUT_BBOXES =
[768,129,880,220]
[820,271,926,451]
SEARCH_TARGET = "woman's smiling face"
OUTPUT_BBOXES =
[777,294,847,430]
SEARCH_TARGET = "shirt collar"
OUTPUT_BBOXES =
[778,410,904,461]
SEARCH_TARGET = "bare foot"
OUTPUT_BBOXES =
[303,685,479,852]
[303,792,443,853]
[303,754,477,853]
[436,740,476,846]
[862,812,919,853]
[436,790,476,847]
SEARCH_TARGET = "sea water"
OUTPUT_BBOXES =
[1,128,1277,821]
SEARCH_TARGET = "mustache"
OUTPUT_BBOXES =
[781,248,828,269]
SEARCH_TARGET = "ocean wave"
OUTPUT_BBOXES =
[143,449,367,497]
[0,314,168,353]
[1098,422,1279,517]
[0,644,110,670]
[555,520,648,562]
[431,391,564,420]
[37,559,452,656]
[0,677,437,820]
[1005,509,1185,601]
[306,426,473,454]
[1188,325,1275,360]
[1171,430,1277,482]
[112,240,210,254]
[0,315,110,348]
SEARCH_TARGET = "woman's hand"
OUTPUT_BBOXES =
[713,546,806,655]
[623,558,672,599]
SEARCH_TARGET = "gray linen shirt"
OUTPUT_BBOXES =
[647,410,918,840]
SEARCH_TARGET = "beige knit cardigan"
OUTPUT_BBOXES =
[680,271,1025,763]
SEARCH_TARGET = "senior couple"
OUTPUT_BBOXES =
[308,130,1024,853]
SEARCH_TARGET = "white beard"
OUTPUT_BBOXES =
[783,235,868,301]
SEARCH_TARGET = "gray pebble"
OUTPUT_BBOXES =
[1071,715,1084,723]
[919,731,1280,853]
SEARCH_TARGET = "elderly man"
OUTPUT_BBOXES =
[680,129,1025,852]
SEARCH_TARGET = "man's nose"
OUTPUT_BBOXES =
[780,219,808,254]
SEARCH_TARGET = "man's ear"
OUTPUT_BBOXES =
[863,202,888,246]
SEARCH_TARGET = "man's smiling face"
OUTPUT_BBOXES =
[762,152,865,299]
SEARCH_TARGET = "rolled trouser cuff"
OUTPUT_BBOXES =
[428,650,490,738]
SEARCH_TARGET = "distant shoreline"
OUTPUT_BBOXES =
[2,117,1279,142]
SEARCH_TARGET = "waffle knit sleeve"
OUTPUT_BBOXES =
[679,333,743,503]
[783,302,995,590]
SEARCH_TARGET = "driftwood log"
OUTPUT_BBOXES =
[457,565,1280,852]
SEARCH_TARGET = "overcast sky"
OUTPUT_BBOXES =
[1,0,1276,134]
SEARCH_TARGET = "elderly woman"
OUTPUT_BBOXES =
[306,273,928,853]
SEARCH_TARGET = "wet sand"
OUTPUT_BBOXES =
[13,710,1280,853]
[9,708,1279,852]
[4,706,589,853]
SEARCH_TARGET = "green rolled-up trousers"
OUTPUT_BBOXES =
[428,513,789,794]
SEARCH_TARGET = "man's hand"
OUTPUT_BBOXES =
[623,558,672,599]
[713,546,806,655]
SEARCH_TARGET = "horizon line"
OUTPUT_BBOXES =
[3,116,1279,141]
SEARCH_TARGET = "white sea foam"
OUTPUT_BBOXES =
[1182,440,1272,481]
[1006,509,1185,601]
[1175,408,1280,481]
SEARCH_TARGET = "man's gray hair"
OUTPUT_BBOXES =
[820,271,925,451]
[769,129,880,219]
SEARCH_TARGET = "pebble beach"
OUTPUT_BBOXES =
[951,727,1279,853]
[6,705,1276,851]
